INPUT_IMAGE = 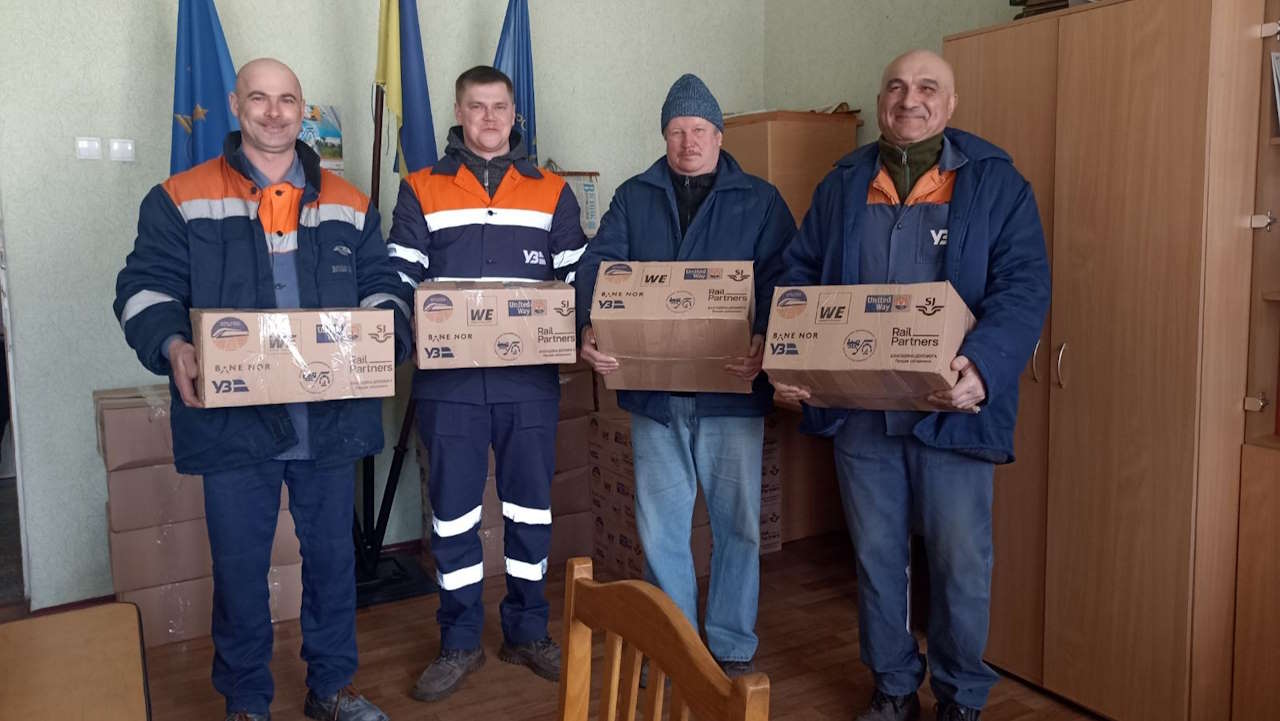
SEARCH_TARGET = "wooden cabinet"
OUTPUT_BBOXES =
[944,16,1058,685]
[1233,442,1280,719]
[945,0,1263,718]
[1235,2,1280,719]
[723,111,860,224]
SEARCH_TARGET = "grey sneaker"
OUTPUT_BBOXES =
[498,636,561,681]
[411,647,486,702]
[303,685,388,721]
[936,702,981,721]
[855,690,921,721]
[224,714,269,721]
[717,659,755,679]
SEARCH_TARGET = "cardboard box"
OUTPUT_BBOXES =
[105,465,289,532]
[590,261,755,394]
[108,509,301,593]
[191,308,396,408]
[118,562,302,648]
[559,369,594,418]
[594,372,619,412]
[722,110,861,224]
[414,281,576,369]
[773,408,845,542]
[556,414,592,472]
[763,282,975,411]
[550,511,594,566]
[94,386,173,471]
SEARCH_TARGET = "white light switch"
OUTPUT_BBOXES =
[75,137,101,160]
[108,138,135,162]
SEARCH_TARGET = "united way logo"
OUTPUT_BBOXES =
[775,289,808,319]
[211,317,249,351]
[422,293,454,323]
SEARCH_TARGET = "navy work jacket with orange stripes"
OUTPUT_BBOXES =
[114,133,412,475]
[387,136,586,405]
[781,128,1050,463]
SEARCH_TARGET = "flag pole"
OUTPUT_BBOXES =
[370,84,386,210]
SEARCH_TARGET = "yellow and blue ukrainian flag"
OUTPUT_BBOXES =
[376,0,437,174]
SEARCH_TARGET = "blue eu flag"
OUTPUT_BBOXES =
[493,0,536,164]
[171,0,238,175]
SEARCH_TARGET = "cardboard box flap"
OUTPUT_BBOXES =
[590,261,755,393]
[94,385,173,471]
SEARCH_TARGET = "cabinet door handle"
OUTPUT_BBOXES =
[1030,339,1042,383]
[1055,342,1068,389]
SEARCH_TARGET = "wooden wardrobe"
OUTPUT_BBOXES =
[943,0,1263,718]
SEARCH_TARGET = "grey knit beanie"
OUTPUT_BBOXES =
[660,74,724,133]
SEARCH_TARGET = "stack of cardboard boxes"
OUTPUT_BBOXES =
[95,386,302,647]
[418,366,597,580]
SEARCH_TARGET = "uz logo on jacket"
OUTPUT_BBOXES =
[931,229,949,246]
[523,249,547,265]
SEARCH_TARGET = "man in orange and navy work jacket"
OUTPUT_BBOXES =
[386,65,587,702]
[115,59,409,721]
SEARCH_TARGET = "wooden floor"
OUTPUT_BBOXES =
[146,534,1098,720]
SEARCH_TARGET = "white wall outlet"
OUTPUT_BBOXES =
[108,138,135,162]
[74,137,101,160]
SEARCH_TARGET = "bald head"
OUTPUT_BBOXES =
[877,49,957,146]
[228,57,304,166]
[235,58,301,98]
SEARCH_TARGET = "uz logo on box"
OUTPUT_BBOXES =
[523,249,547,265]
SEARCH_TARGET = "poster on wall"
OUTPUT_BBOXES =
[300,104,343,175]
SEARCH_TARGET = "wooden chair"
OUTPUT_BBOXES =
[557,557,769,721]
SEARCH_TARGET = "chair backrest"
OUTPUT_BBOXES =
[557,557,769,721]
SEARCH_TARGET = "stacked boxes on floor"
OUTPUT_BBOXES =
[588,386,783,581]
[94,386,302,647]
[418,365,597,580]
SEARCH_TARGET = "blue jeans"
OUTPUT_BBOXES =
[203,459,357,715]
[833,411,998,710]
[630,396,763,662]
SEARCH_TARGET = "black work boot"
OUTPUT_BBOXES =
[411,647,486,702]
[936,701,981,721]
[498,636,561,681]
[854,689,921,721]
[303,685,388,721]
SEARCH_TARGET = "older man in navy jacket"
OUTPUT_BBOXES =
[576,74,794,678]
[775,50,1050,721]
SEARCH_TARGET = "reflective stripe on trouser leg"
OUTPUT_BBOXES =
[417,399,491,650]
[491,398,558,645]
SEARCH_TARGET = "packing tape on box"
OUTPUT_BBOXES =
[267,566,282,622]
[140,386,170,420]
[159,582,193,642]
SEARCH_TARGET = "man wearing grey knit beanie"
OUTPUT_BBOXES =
[575,73,795,681]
